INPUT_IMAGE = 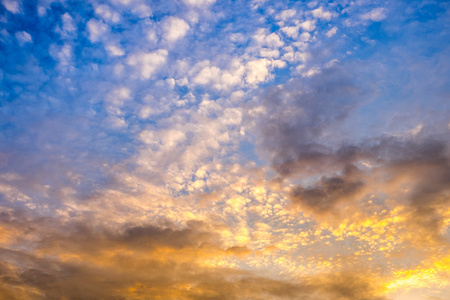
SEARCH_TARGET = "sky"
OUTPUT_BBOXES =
[0,0,449,299]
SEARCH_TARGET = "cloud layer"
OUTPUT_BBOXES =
[0,0,449,299]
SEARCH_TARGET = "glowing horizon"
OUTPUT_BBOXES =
[0,0,449,299]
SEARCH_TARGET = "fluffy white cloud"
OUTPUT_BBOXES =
[86,19,108,43]
[106,87,131,107]
[246,59,271,85]
[281,26,299,38]
[131,4,152,18]
[299,20,316,31]
[2,0,20,13]
[106,44,125,56]
[260,48,280,58]
[193,65,221,85]
[311,7,335,21]
[253,29,284,48]
[162,17,190,43]
[276,9,296,21]
[192,60,246,90]
[95,4,121,23]
[299,32,311,42]
[127,49,168,79]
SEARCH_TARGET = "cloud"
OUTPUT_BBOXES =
[15,31,32,46]
[0,208,390,300]
[0,1,449,299]
[131,3,152,18]
[1,0,20,13]
[126,49,168,79]
[250,65,370,177]
[61,13,76,35]
[299,20,316,31]
[361,8,387,22]
[86,19,108,43]
[249,53,450,242]
[276,9,297,21]
[326,26,338,37]
[311,7,335,21]
[95,4,121,23]
[290,166,366,214]
[253,28,284,48]
[245,59,272,85]
[373,138,450,243]
[162,17,190,43]
[183,0,216,7]
[106,44,125,56]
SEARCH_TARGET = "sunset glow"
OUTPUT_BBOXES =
[0,0,449,299]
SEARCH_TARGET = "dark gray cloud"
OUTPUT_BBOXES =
[254,77,450,234]
[250,55,449,245]
[290,169,365,214]
[252,66,372,177]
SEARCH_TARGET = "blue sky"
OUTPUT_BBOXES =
[0,0,449,299]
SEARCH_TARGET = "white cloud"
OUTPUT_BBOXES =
[311,7,334,21]
[108,116,127,128]
[192,59,245,90]
[361,8,387,22]
[326,26,338,37]
[299,20,316,32]
[50,44,73,70]
[282,50,309,63]
[409,124,423,136]
[104,87,132,128]
[62,13,76,33]
[56,13,76,39]
[106,44,125,56]
[147,29,158,43]
[307,1,318,9]
[260,48,280,58]
[253,29,284,48]
[281,26,299,39]
[161,129,186,149]
[37,6,46,16]
[86,19,108,43]
[246,59,271,85]
[221,108,242,126]
[162,17,190,43]
[139,129,158,145]
[193,66,221,85]
[127,49,168,79]
[302,66,320,77]
[183,0,216,7]
[106,87,131,107]
[131,4,152,18]
[299,32,311,42]
[325,59,339,68]
[2,0,20,13]
[15,31,32,45]
[95,4,120,23]
[276,9,296,21]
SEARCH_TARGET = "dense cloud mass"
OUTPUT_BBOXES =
[0,0,449,299]
[0,209,390,300]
